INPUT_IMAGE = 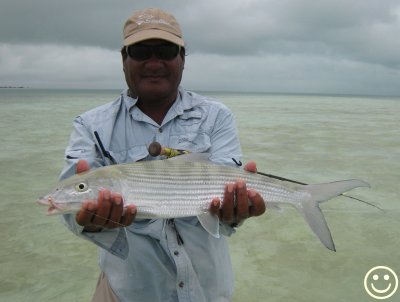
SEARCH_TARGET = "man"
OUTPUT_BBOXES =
[60,8,266,302]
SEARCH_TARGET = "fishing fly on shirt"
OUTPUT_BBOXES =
[38,142,378,252]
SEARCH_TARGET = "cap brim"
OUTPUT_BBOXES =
[123,29,185,47]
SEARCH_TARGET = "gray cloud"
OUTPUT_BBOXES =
[180,0,400,68]
[182,52,400,96]
[0,0,180,48]
[0,0,399,94]
[0,43,123,88]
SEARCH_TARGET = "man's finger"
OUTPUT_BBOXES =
[92,189,112,226]
[76,159,90,174]
[105,193,123,228]
[209,198,221,216]
[244,161,257,173]
[248,189,266,217]
[222,183,235,223]
[120,205,137,226]
[76,201,97,226]
[235,180,249,222]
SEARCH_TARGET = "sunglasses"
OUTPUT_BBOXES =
[126,43,181,61]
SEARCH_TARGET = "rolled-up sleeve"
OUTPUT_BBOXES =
[59,115,129,259]
[59,116,104,180]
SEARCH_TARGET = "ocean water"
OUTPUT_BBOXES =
[0,89,399,302]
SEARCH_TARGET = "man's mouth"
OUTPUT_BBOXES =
[143,75,166,79]
[142,72,168,78]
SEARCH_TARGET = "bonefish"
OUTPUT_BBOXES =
[38,154,370,251]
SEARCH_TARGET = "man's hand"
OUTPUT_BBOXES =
[74,160,136,232]
[209,161,266,226]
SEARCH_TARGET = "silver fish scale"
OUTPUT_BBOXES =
[113,160,307,217]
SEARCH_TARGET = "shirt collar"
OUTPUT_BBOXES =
[121,87,197,125]
[122,89,138,112]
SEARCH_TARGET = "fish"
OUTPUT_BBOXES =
[38,154,370,251]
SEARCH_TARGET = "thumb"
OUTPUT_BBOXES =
[244,161,257,173]
[76,159,90,174]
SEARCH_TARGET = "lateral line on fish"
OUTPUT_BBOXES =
[83,209,127,229]
[148,142,382,212]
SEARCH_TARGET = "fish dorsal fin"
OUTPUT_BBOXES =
[197,213,220,238]
[167,153,211,163]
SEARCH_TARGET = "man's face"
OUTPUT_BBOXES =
[122,39,185,102]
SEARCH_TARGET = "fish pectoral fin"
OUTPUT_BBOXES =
[298,202,336,252]
[197,213,220,238]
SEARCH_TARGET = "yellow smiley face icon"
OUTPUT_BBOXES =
[364,266,398,300]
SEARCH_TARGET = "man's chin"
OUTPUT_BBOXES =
[137,86,178,103]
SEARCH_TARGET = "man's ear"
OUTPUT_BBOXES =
[181,53,185,71]
[121,46,128,62]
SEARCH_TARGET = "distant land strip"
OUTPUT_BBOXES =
[0,86,26,88]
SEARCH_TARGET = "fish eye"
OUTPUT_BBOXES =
[75,182,88,192]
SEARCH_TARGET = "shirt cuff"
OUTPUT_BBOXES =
[61,214,129,259]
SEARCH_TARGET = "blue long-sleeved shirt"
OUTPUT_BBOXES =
[60,87,242,301]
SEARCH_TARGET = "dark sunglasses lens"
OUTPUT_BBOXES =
[127,44,179,61]
[155,44,180,60]
[127,45,151,60]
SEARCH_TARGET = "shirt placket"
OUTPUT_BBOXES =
[165,219,191,301]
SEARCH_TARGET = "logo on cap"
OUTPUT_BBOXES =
[135,13,171,26]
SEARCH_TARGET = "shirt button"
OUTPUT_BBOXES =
[179,282,184,288]
[158,128,163,133]
[174,251,179,256]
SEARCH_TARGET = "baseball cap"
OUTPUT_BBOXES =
[123,8,185,47]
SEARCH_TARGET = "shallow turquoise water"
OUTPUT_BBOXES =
[0,89,399,301]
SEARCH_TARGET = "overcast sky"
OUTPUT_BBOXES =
[1,0,399,95]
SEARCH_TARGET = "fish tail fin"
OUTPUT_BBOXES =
[296,179,370,252]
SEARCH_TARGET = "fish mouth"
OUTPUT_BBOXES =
[37,196,63,215]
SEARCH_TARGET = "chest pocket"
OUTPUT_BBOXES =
[108,145,149,164]
[169,132,211,153]
[169,110,211,153]
[176,110,202,127]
